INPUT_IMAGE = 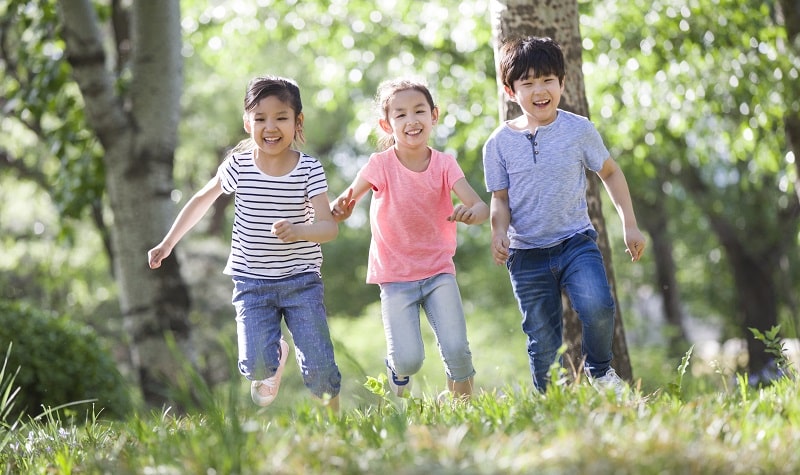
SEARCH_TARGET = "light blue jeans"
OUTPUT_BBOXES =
[379,273,475,382]
[231,272,341,398]
[507,229,616,392]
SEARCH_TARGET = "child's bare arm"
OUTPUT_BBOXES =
[450,178,490,225]
[273,192,339,244]
[148,176,223,269]
[490,189,512,265]
[330,174,373,222]
[597,157,646,262]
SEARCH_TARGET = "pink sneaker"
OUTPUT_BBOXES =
[251,338,289,407]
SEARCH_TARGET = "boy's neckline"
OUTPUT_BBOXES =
[506,110,560,134]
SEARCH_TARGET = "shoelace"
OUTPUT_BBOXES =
[255,377,278,393]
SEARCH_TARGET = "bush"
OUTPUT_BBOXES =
[0,300,132,420]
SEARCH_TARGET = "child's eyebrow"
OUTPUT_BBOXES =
[393,102,429,111]
[253,109,292,116]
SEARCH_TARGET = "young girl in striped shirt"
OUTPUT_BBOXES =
[148,76,341,411]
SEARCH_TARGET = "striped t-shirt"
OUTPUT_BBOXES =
[217,150,327,279]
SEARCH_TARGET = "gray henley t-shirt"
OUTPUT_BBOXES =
[482,109,609,249]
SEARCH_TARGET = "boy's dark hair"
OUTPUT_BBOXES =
[498,36,565,92]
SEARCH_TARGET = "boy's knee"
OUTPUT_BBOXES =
[580,300,615,326]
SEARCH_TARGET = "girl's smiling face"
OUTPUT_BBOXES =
[379,89,439,151]
[243,95,303,158]
[506,68,564,127]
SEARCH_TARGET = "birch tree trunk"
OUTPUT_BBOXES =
[58,0,192,407]
[488,0,633,381]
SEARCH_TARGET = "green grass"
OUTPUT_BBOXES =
[2,312,799,474]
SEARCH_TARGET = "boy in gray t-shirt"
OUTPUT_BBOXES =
[482,36,646,395]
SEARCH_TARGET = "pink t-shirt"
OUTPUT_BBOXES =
[360,148,465,284]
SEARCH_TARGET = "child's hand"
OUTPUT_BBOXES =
[624,227,646,262]
[447,204,476,224]
[331,189,356,222]
[272,219,299,242]
[491,233,510,265]
[148,244,172,269]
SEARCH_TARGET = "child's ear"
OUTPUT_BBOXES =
[242,113,251,133]
[503,85,517,101]
[379,118,393,135]
[432,106,440,124]
[295,112,305,143]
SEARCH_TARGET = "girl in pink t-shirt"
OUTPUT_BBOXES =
[332,78,489,400]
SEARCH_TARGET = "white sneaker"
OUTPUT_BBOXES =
[587,367,626,399]
[385,359,411,397]
[251,338,289,407]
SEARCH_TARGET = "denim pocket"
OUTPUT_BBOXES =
[505,248,516,270]
[579,228,598,242]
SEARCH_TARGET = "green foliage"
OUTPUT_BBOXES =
[0,344,23,454]
[0,178,118,334]
[665,345,693,400]
[750,324,796,376]
[580,0,800,330]
[0,301,132,420]
[179,0,497,172]
[0,0,105,226]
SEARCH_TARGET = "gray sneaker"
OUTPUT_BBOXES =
[587,367,626,399]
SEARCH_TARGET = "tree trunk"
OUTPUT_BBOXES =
[489,0,633,381]
[779,0,800,204]
[637,185,688,353]
[777,0,800,319]
[680,165,784,375]
[58,0,192,407]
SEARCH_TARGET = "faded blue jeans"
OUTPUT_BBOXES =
[231,272,341,399]
[379,273,475,382]
[507,229,616,392]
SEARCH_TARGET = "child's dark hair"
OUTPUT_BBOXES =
[375,78,436,151]
[244,76,302,116]
[230,75,305,156]
[499,36,565,92]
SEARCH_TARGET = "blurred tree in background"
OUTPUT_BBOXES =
[580,0,799,376]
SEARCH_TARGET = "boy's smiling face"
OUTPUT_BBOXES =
[505,68,564,127]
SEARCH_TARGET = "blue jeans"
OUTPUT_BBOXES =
[507,229,616,391]
[379,273,475,382]
[231,272,341,398]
